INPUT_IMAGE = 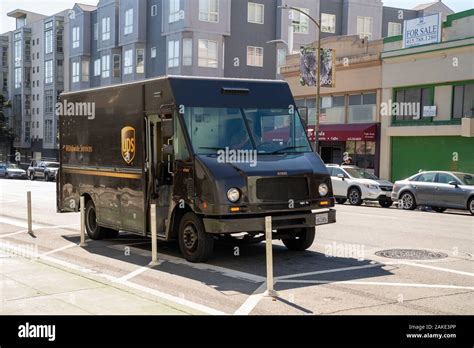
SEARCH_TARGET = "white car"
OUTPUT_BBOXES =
[326,165,394,208]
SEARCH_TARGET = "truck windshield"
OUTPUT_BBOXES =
[182,107,312,155]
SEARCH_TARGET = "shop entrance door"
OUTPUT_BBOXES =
[320,142,345,165]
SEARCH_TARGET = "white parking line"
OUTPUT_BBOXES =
[0,224,79,239]
[40,243,78,257]
[234,283,266,315]
[0,216,44,230]
[118,265,156,282]
[393,261,474,277]
[275,263,385,280]
[278,279,474,291]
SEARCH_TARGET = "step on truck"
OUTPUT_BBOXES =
[57,76,336,263]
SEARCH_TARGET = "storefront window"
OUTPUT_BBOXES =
[345,140,376,174]
[348,93,376,123]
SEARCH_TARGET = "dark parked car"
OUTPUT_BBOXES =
[392,171,474,215]
[0,163,27,179]
[28,161,59,181]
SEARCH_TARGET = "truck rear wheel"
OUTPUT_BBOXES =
[178,212,214,263]
[282,227,315,251]
[85,200,106,240]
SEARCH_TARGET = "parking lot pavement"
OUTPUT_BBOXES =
[0,178,473,315]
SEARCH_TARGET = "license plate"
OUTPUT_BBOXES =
[316,213,329,226]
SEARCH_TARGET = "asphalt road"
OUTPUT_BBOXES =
[1,178,473,315]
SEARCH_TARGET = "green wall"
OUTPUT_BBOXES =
[391,136,474,181]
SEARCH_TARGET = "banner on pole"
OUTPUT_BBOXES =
[299,47,336,88]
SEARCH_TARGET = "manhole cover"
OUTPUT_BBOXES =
[375,249,448,260]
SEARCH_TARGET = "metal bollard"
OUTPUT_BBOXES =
[150,204,159,266]
[27,191,33,235]
[264,216,278,298]
[79,196,87,247]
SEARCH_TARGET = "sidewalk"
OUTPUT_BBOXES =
[0,250,198,315]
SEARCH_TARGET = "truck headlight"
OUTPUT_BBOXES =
[227,188,241,203]
[318,183,329,197]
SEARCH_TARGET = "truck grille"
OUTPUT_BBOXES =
[256,177,309,201]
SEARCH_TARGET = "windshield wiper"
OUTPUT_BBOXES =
[267,146,308,155]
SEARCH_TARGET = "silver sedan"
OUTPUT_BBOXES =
[392,171,474,215]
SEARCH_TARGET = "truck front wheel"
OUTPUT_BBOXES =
[178,212,214,263]
[282,227,315,251]
[85,200,106,240]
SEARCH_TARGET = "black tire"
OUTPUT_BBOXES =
[468,197,474,216]
[29,172,35,181]
[336,198,347,205]
[432,207,446,213]
[282,227,315,251]
[178,212,214,263]
[85,200,106,240]
[379,200,393,208]
[348,187,363,206]
[399,192,417,210]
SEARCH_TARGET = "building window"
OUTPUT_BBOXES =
[124,8,134,35]
[348,93,376,123]
[124,49,133,74]
[82,60,89,82]
[45,60,53,84]
[198,39,218,68]
[199,0,219,23]
[102,55,110,78]
[247,46,263,67]
[45,28,53,54]
[45,90,53,114]
[453,83,474,119]
[277,47,287,74]
[14,67,21,88]
[292,8,309,34]
[72,62,80,83]
[94,23,98,40]
[169,0,181,23]
[24,122,30,143]
[113,54,121,77]
[151,47,157,59]
[395,87,433,121]
[14,40,21,66]
[136,49,145,74]
[321,13,336,33]
[57,26,63,53]
[183,38,192,66]
[151,5,158,17]
[57,59,63,81]
[44,120,53,144]
[388,22,401,37]
[72,26,80,48]
[102,17,111,41]
[357,16,373,40]
[248,3,264,24]
[168,40,180,68]
[94,59,101,76]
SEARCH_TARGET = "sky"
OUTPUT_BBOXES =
[1,0,473,33]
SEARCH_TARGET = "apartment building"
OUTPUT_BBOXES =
[68,0,454,92]
[2,9,69,161]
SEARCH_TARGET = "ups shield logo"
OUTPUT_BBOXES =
[121,127,136,165]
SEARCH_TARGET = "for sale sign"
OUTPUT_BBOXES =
[403,13,442,48]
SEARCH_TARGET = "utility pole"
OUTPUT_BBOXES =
[278,5,322,154]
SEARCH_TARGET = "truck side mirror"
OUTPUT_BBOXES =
[161,119,173,139]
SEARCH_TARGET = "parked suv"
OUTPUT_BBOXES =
[326,165,394,208]
[28,161,59,182]
[0,163,27,179]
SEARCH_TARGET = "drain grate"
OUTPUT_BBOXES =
[375,249,448,260]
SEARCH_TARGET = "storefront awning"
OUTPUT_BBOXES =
[308,123,378,142]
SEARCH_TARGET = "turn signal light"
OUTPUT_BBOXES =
[319,201,330,206]
[230,207,241,213]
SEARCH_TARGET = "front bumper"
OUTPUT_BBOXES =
[363,189,393,201]
[203,208,336,234]
[7,173,27,179]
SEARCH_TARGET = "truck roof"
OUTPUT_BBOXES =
[61,75,288,97]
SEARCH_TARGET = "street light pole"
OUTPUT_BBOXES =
[278,5,322,154]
